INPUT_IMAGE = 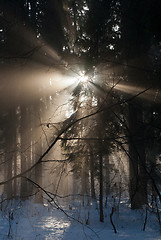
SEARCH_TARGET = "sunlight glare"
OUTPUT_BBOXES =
[78,71,89,84]
[114,83,157,102]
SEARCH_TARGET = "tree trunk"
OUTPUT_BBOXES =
[20,104,32,200]
[89,147,96,199]
[129,102,147,209]
[99,144,104,222]
[33,103,43,204]
[4,107,17,200]
[137,105,147,206]
[105,155,110,207]
[81,158,89,206]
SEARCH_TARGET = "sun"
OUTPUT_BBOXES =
[79,75,88,83]
[78,71,89,84]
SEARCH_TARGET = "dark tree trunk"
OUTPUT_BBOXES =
[129,102,139,209]
[4,107,17,199]
[33,103,43,204]
[20,104,32,200]
[129,102,147,209]
[105,155,110,207]
[121,0,153,208]
[89,148,96,199]
[99,146,104,222]
[81,158,89,206]
[137,105,147,206]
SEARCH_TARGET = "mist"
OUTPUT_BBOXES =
[0,0,161,239]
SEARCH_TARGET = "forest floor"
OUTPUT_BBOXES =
[0,196,160,240]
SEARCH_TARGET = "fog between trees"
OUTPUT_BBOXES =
[0,0,161,225]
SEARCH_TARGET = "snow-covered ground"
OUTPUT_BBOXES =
[0,197,160,240]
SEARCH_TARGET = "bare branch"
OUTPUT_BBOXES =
[0,87,151,186]
[25,177,101,239]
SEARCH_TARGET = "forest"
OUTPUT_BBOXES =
[0,0,161,239]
